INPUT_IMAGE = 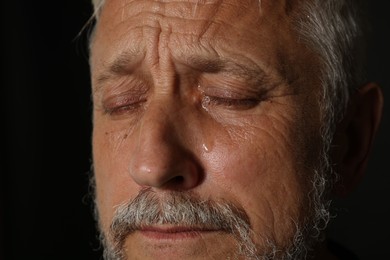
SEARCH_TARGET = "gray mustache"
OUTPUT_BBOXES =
[110,188,252,247]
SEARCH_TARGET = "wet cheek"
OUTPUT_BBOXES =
[201,123,274,194]
[202,120,308,240]
[207,135,269,191]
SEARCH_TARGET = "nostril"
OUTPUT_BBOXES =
[160,175,194,190]
[170,176,185,186]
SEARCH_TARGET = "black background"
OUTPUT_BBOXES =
[1,1,389,259]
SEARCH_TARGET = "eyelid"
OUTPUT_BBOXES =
[101,88,148,116]
[202,95,261,111]
[95,74,149,114]
[199,82,265,100]
[198,73,268,98]
[103,96,144,112]
[198,78,265,111]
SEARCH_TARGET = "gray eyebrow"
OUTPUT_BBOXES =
[93,51,289,94]
[184,56,280,87]
[94,49,144,92]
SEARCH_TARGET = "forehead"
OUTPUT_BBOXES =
[93,0,304,35]
[91,0,319,91]
[92,0,307,58]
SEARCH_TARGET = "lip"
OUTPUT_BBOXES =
[139,225,218,240]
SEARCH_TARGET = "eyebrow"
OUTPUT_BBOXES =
[94,49,144,92]
[184,56,284,88]
[94,51,289,93]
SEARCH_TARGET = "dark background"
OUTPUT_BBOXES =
[1,0,389,259]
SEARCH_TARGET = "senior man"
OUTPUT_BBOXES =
[88,0,383,259]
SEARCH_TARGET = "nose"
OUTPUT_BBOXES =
[128,102,202,190]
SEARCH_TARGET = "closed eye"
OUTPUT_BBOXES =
[202,95,260,110]
[103,96,147,117]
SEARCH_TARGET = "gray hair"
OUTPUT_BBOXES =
[91,0,105,17]
[90,0,364,122]
[295,0,365,186]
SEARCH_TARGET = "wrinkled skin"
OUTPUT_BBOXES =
[90,0,329,259]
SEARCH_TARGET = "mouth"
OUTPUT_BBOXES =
[138,225,220,240]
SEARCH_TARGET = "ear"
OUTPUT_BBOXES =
[332,82,383,197]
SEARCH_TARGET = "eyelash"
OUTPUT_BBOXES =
[103,98,146,116]
[102,88,261,116]
[202,95,260,110]
[104,96,258,117]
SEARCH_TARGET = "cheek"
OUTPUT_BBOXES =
[92,121,140,232]
[202,114,317,245]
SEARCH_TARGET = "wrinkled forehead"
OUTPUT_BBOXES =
[91,0,319,91]
[96,0,304,29]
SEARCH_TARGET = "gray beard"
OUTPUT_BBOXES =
[92,166,332,260]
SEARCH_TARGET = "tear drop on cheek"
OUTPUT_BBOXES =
[202,137,215,153]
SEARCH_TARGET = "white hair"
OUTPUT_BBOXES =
[294,0,365,187]
[91,0,105,18]
[90,0,364,126]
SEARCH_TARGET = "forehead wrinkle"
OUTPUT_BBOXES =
[104,0,267,45]
[117,0,261,25]
[120,0,200,20]
[95,0,306,91]
[110,1,226,44]
[102,0,300,31]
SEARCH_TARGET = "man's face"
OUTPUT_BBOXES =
[90,0,326,258]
